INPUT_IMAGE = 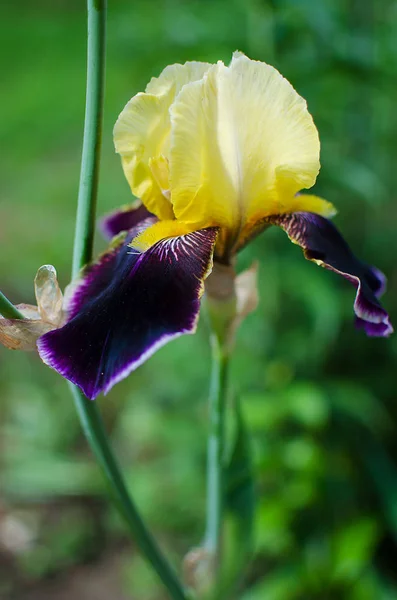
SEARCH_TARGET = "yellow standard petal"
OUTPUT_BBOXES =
[169,53,321,241]
[114,61,212,220]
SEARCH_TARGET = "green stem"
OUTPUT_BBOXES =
[68,2,188,599]
[205,333,230,558]
[0,291,25,320]
[70,385,189,600]
[72,0,106,278]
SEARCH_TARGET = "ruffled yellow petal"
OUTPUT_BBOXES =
[114,61,212,220]
[114,92,174,219]
[169,63,239,231]
[169,53,320,233]
[145,61,212,96]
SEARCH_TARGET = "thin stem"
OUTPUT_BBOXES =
[205,334,230,556]
[72,0,106,278]
[0,291,24,319]
[70,385,189,600]
[68,2,189,599]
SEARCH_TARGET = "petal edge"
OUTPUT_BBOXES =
[38,227,218,399]
[270,212,393,338]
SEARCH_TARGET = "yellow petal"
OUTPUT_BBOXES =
[169,54,320,233]
[169,62,239,231]
[130,219,199,252]
[235,194,336,254]
[286,194,337,217]
[149,155,171,198]
[114,92,174,219]
[114,61,212,220]
[145,61,213,96]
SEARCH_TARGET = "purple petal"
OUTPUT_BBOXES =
[37,227,218,399]
[364,265,386,298]
[100,202,155,240]
[355,318,392,337]
[269,212,393,338]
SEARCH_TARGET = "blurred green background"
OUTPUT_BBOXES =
[1,0,397,598]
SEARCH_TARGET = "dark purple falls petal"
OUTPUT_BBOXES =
[100,202,155,240]
[269,212,393,337]
[37,227,218,399]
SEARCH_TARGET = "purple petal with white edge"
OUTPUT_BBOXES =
[37,227,218,399]
[66,215,157,318]
[100,202,155,240]
[269,212,393,337]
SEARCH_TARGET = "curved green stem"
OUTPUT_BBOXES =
[70,385,189,600]
[68,2,189,599]
[0,291,24,319]
[205,334,230,557]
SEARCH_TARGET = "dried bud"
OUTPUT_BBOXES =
[205,262,237,347]
[183,546,215,595]
[231,261,259,341]
[0,266,64,351]
[205,261,259,351]
[35,265,64,326]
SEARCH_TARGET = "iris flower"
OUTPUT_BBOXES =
[37,53,392,399]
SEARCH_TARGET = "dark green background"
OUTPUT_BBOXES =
[1,0,397,598]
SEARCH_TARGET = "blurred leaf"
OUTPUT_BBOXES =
[282,437,324,474]
[242,391,288,432]
[286,381,329,429]
[122,552,163,600]
[331,518,380,583]
[3,456,101,498]
[17,506,98,579]
[327,380,392,435]
[329,159,388,206]
[242,565,303,600]
[255,500,294,557]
